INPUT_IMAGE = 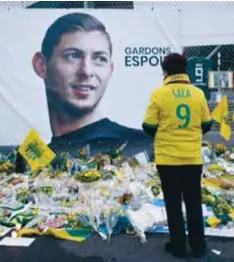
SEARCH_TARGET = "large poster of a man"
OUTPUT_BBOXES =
[32,12,156,157]
[0,9,180,158]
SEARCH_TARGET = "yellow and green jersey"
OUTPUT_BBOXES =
[143,74,211,165]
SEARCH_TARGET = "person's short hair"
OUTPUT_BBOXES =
[162,53,187,75]
[41,12,113,60]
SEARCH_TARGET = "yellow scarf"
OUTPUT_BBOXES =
[164,74,190,85]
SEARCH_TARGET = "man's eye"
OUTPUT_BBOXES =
[94,56,108,63]
[64,52,81,60]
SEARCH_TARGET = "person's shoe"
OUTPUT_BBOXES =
[191,242,207,258]
[191,248,208,258]
[165,242,187,258]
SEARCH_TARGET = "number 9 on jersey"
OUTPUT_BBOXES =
[176,104,191,129]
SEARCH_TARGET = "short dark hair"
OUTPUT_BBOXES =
[41,12,112,60]
[162,53,187,75]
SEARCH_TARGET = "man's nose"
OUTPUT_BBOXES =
[77,56,94,77]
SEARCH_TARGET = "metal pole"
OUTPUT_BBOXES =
[206,45,222,59]
[216,52,222,102]
[217,52,221,71]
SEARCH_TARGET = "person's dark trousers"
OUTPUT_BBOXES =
[157,165,206,254]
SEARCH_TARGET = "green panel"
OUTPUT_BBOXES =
[187,57,214,100]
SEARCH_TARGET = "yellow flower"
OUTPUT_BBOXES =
[207,216,221,228]
[215,144,227,153]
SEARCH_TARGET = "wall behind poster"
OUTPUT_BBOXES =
[0,9,181,145]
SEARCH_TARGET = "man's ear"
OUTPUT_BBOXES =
[32,52,47,79]
[110,62,114,73]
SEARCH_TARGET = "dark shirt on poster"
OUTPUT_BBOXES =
[49,118,154,160]
[15,118,154,172]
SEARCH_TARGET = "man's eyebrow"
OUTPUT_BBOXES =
[62,48,109,56]
[93,51,109,56]
[62,47,84,53]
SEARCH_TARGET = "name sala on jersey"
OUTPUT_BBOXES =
[172,88,191,98]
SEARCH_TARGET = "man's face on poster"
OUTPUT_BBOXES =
[34,30,113,114]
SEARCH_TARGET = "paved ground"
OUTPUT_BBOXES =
[1,233,234,262]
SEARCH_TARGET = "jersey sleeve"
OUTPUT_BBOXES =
[143,90,159,127]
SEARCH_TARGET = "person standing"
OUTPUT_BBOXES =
[142,53,212,258]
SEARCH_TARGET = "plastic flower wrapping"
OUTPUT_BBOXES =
[0,142,234,243]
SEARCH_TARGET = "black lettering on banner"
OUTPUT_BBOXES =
[160,55,165,65]
[166,47,171,54]
[145,47,152,55]
[125,47,131,55]
[132,56,140,66]
[139,47,144,55]
[132,47,138,55]
[152,47,159,55]
[140,56,148,66]
[149,56,159,66]
[125,56,132,66]
[124,47,171,67]
[158,47,167,54]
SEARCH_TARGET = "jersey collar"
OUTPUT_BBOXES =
[164,74,190,85]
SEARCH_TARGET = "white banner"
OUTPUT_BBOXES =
[0,9,180,146]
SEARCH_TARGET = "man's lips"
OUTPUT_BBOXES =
[72,85,95,90]
[72,85,95,98]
